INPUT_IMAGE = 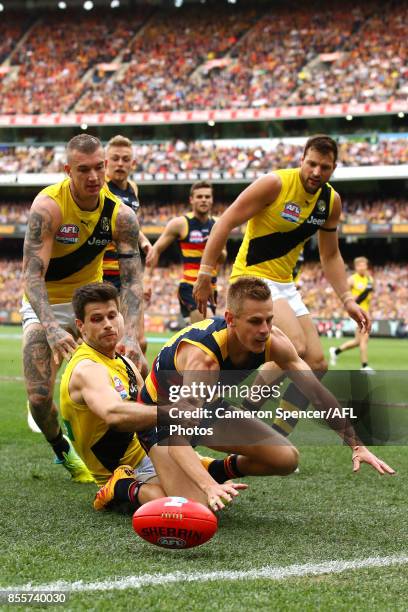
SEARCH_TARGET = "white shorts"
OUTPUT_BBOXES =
[20,300,78,336]
[262,279,309,317]
[133,455,157,483]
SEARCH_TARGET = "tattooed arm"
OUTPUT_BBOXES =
[23,195,78,362]
[112,204,146,369]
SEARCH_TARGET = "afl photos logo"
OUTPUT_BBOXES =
[55,224,80,244]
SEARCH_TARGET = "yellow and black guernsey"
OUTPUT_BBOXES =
[40,178,121,304]
[179,213,217,288]
[231,168,335,283]
[141,317,273,405]
[60,341,145,486]
[351,273,374,313]
[102,178,139,284]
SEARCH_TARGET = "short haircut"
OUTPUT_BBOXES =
[303,135,338,163]
[106,135,133,149]
[190,180,213,198]
[227,277,271,315]
[66,134,103,162]
[354,256,369,266]
[72,282,119,321]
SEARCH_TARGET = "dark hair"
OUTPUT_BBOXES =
[72,282,119,321]
[303,135,338,163]
[190,181,213,197]
[66,134,103,162]
[227,277,271,315]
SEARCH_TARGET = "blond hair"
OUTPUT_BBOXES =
[227,277,271,315]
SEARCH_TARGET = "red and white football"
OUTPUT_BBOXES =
[132,496,218,549]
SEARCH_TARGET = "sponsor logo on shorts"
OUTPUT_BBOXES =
[56,224,80,244]
[281,202,301,223]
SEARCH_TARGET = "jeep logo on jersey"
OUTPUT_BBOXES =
[306,216,325,226]
[101,217,111,233]
[88,237,110,246]
[55,224,79,244]
[189,230,207,243]
[281,202,301,223]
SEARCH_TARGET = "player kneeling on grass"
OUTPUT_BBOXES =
[137,277,395,513]
[60,282,243,512]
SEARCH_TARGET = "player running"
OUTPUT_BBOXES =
[330,256,374,371]
[146,181,225,324]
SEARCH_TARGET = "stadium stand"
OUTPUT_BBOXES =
[0,138,406,175]
[0,1,405,114]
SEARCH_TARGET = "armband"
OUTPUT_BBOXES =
[319,226,338,232]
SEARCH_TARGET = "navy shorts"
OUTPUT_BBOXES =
[177,282,217,318]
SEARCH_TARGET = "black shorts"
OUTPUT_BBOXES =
[177,282,217,318]
[103,272,121,291]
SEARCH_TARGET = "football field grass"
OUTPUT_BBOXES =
[0,326,407,611]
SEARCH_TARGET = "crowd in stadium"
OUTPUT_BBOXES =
[0,138,406,176]
[1,259,407,327]
[0,1,405,115]
[1,197,408,226]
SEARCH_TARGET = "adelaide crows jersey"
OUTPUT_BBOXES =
[141,317,273,404]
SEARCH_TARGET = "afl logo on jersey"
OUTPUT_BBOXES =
[189,230,206,243]
[281,202,301,223]
[113,376,128,400]
[55,224,79,244]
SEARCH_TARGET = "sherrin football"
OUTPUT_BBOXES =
[132,496,218,549]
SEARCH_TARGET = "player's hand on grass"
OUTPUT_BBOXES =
[193,274,214,318]
[46,325,77,363]
[204,481,248,512]
[352,445,396,475]
[345,301,372,334]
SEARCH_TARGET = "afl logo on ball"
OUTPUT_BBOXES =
[56,224,80,244]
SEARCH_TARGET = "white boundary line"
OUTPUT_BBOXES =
[3,554,408,593]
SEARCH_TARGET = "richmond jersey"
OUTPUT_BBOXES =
[351,273,374,312]
[28,178,121,304]
[60,342,146,486]
[103,178,139,278]
[231,168,335,283]
[179,213,217,288]
[141,317,273,404]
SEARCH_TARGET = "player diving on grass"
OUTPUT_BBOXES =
[60,282,245,512]
[137,277,394,513]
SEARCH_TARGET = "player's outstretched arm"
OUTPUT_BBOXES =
[70,360,157,431]
[318,194,371,333]
[145,216,186,269]
[113,204,145,368]
[272,330,395,475]
[194,173,282,316]
[23,195,77,362]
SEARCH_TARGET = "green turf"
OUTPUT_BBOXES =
[1,327,407,610]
